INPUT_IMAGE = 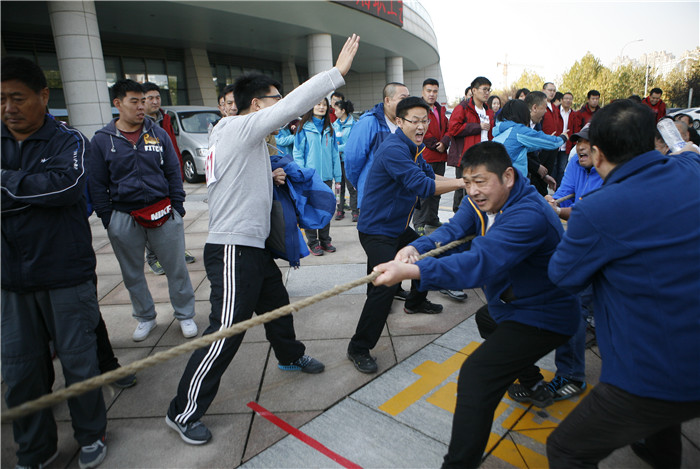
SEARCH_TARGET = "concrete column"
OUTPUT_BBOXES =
[386,56,404,84]
[184,47,217,106]
[48,1,111,138]
[307,33,333,77]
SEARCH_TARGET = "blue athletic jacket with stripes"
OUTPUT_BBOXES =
[1,116,96,292]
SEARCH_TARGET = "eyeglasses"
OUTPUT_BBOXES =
[256,94,282,101]
[478,87,491,93]
[401,117,430,126]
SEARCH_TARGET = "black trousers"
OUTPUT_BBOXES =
[452,165,465,212]
[337,160,358,214]
[413,161,445,227]
[547,382,700,468]
[442,313,570,469]
[348,229,427,354]
[2,281,107,466]
[169,244,305,424]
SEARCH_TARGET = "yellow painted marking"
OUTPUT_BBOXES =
[378,342,479,416]
[378,342,594,468]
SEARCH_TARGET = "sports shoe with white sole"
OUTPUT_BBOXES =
[132,319,157,342]
[179,319,198,338]
[165,415,212,445]
[78,437,106,469]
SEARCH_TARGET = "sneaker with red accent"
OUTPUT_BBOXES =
[321,243,336,253]
[351,213,359,223]
[310,245,324,256]
[335,211,345,220]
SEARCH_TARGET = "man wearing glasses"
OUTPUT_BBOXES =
[347,96,465,374]
[446,77,495,212]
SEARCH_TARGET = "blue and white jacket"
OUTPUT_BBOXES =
[331,114,356,158]
[293,119,341,183]
[89,117,185,228]
[549,150,700,401]
[357,129,435,237]
[412,171,579,336]
[492,120,567,179]
[344,103,392,208]
[275,127,295,156]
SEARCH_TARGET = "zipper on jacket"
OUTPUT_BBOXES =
[405,146,427,230]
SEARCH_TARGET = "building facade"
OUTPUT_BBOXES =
[1,0,447,137]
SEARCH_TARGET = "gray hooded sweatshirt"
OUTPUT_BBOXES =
[206,68,345,247]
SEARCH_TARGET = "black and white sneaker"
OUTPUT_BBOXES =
[404,299,443,315]
[78,437,107,469]
[394,289,410,301]
[507,382,554,408]
[439,289,468,301]
[278,355,325,374]
[165,415,212,445]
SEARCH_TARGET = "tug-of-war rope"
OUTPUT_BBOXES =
[2,233,480,423]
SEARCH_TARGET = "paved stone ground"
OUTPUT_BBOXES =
[2,179,698,468]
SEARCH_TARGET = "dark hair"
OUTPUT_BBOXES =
[396,96,431,120]
[497,99,530,125]
[588,99,655,165]
[674,113,691,123]
[233,73,281,113]
[514,88,530,100]
[587,89,601,99]
[383,82,407,99]
[650,87,663,96]
[487,95,501,109]
[297,97,333,136]
[461,141,513,180]
[111,78,144,101]
[554,92,564,102]
[1,56,47,93]
[563,92,574,98]
[423,78,439,87]
[525,91,547,110]
[627,94,642,103]
[335,99,354,115]
[142,82,161,94]
[223,83,235,98]
[217,92,225,102]
[470,76,491,91]
[543,82,555,90]
[331,91,345,100]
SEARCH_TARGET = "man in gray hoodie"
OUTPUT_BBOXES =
[166,35,360,445]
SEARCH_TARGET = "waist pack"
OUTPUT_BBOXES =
[130,198,171,228]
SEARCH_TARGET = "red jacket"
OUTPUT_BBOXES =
[446,99,494,167]
[542,103,564,136]
[572,104,599,133]
[157,110,183,179]
[560,107,576,153]
[642,97,667,123]
[423,102,450,163]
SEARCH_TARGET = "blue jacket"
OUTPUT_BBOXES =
[344,103,392,208]
[357,129,435,237]
[412,172,579,336]
[1,116,96,292]
[89,117,185,228]
[549,150,700,401]
[275,127,295,156]
[293,120,341,182]
[492,120,567,179]
[552,156,603,208]
[331,114,356,157]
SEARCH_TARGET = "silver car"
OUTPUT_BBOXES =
[163,106,221,183]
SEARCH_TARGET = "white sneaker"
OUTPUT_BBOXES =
[179,319,198,338]
[132,319,157,342]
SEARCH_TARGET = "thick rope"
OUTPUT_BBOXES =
[555,193,575,203]
[1,234,476,423]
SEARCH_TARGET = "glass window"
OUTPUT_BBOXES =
[179,111,221,133]
[37,53,65,108]
[104,56,123,88]
[123,57,146,83]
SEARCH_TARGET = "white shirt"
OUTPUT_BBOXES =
[475,105,489,142]
[560,107,572,151]
[486,212,497,232]
[385,115,398,134]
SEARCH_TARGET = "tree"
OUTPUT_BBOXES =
[560,52,607,108]
[659,55,700,108]
[510,70,546,95]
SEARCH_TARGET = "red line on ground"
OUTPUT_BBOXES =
[247,401,362,469]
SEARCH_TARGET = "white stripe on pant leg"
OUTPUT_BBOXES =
[177,245,237,423]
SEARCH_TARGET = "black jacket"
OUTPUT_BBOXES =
[1,116,96,292]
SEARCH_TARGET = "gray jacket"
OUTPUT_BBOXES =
[206,68,345,247]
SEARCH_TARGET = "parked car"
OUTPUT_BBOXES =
[163,106,221,183]
[667,107,700,130]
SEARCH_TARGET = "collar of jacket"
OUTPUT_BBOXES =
[302,119,332,135]
[603,150,665,186]
[395,128,425,159]
[1,115,57,142]
[100,115,156,137]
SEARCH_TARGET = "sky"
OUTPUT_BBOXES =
[420,0,700,101]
